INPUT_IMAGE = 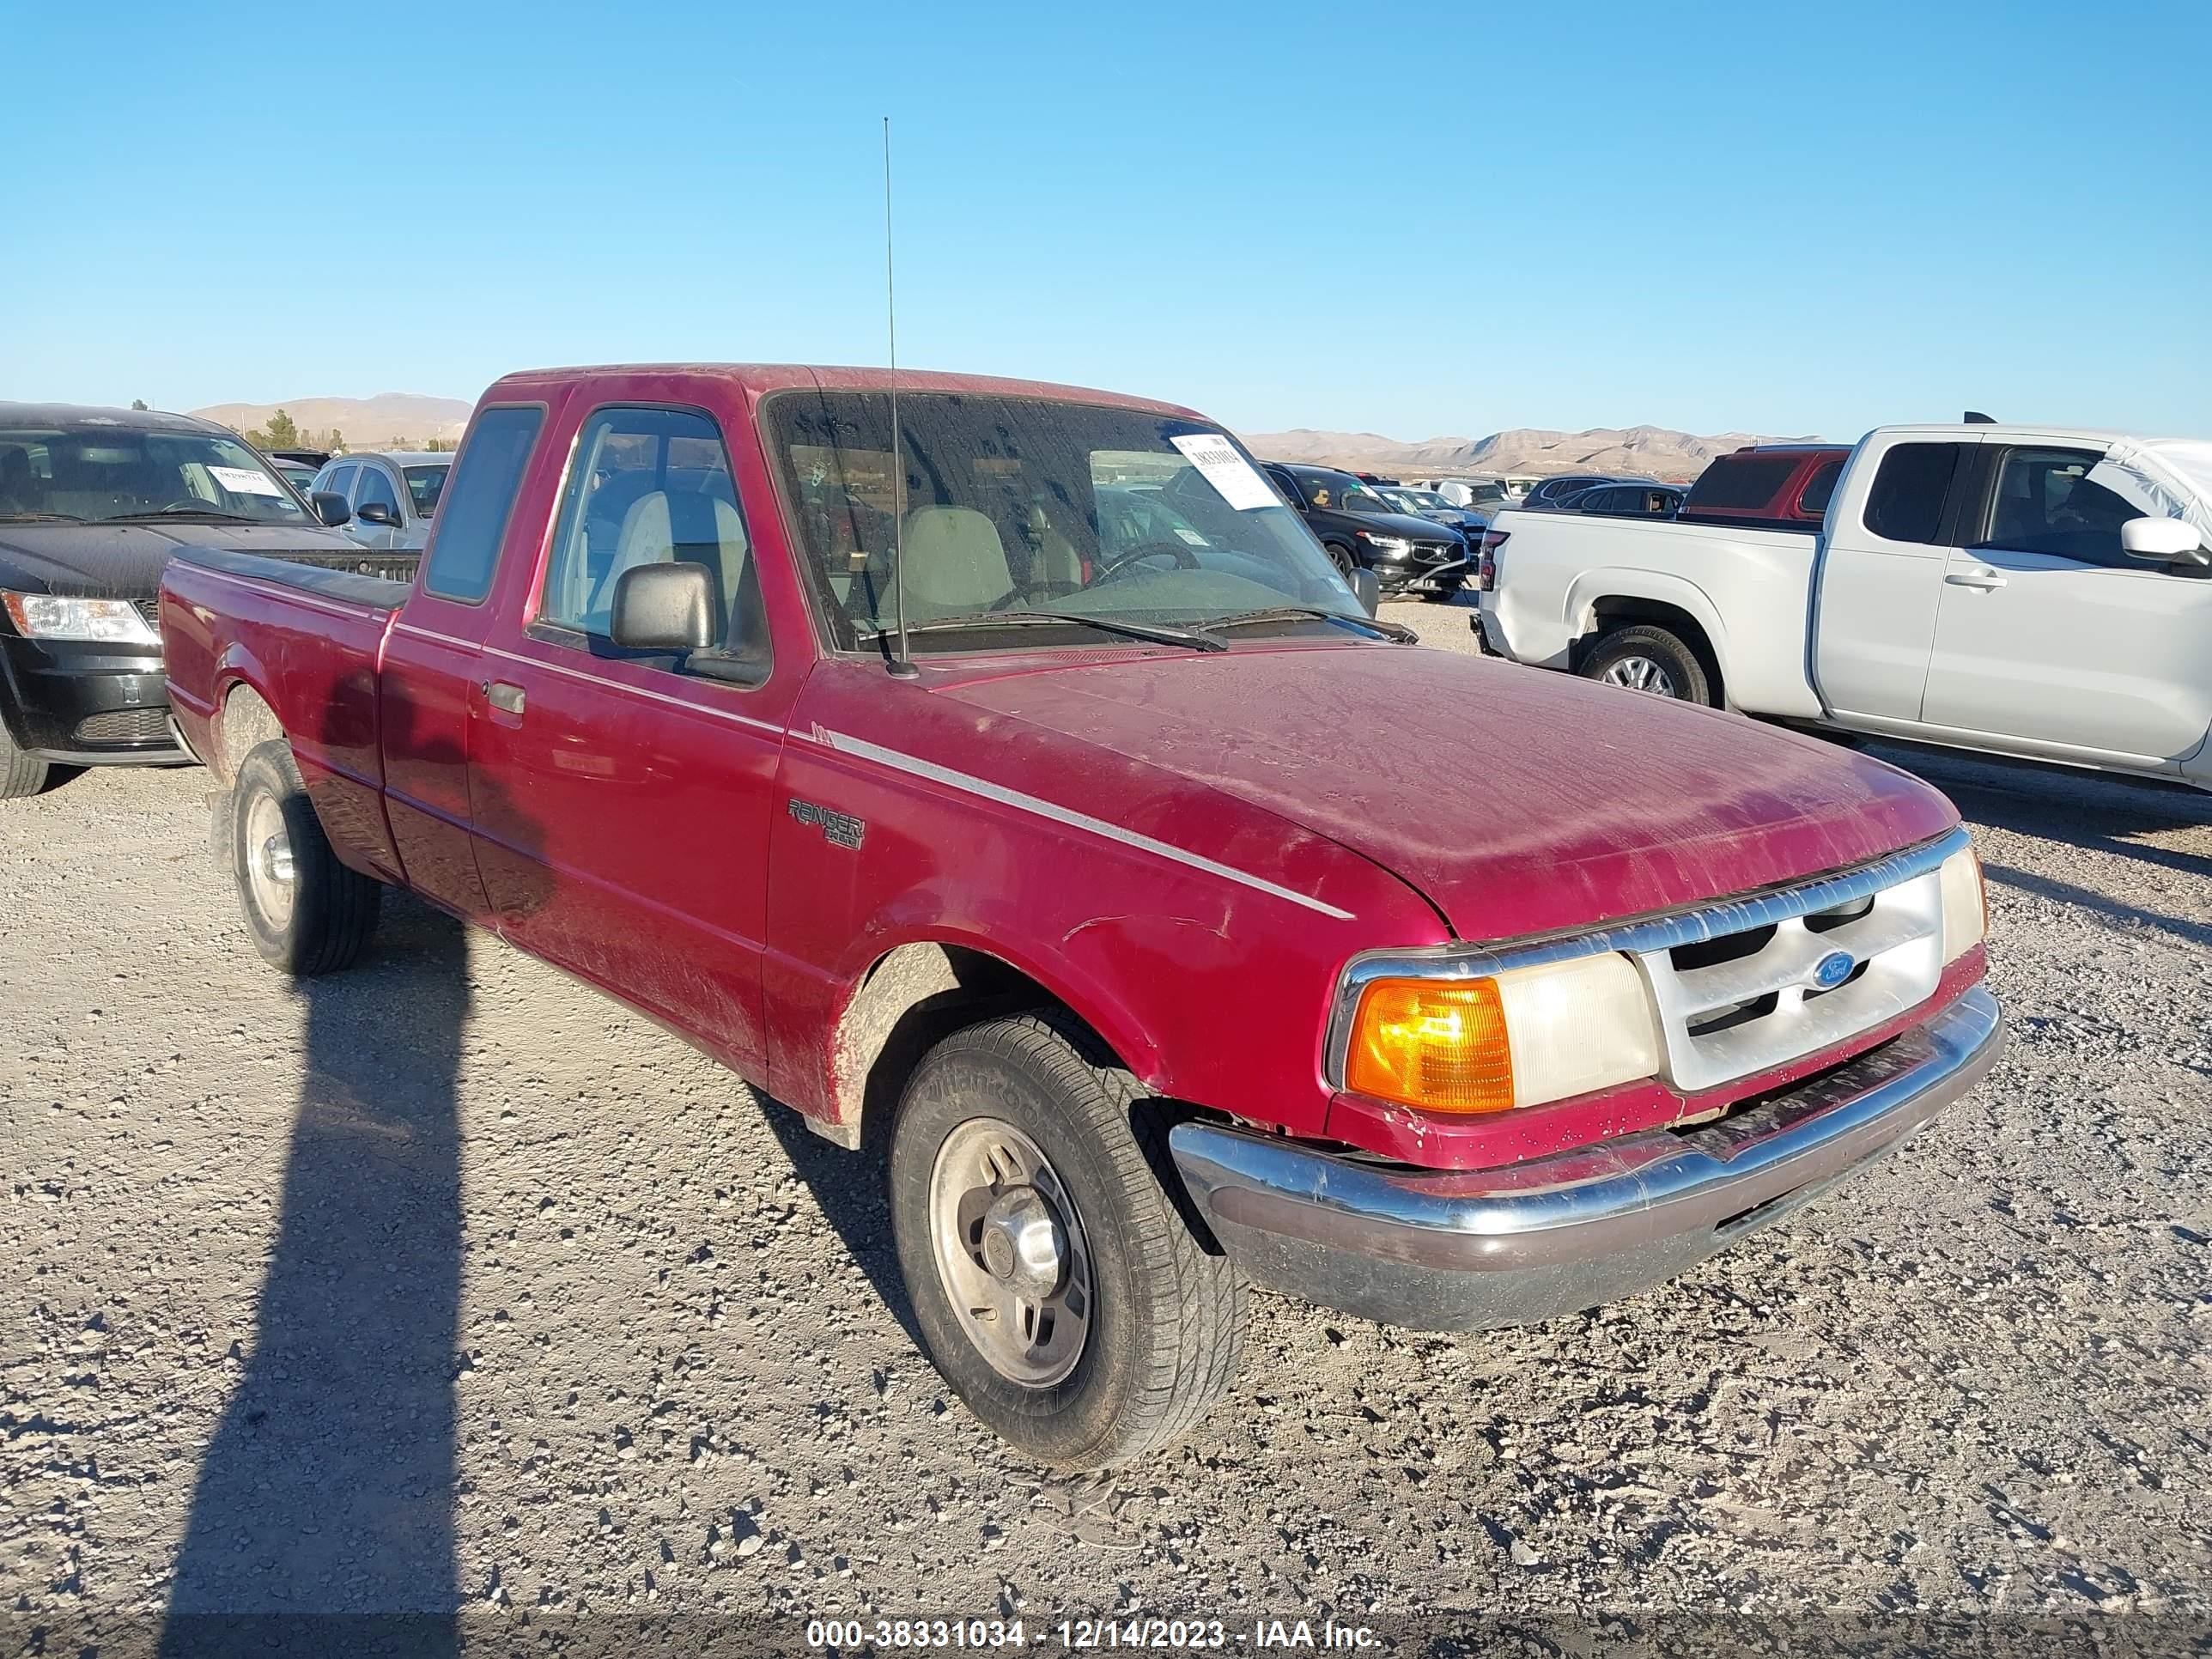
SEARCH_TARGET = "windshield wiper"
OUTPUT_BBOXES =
[1207,605,1418,643]
[879,610,1229,653]
[105,505,258,523]
[0,511,89,523]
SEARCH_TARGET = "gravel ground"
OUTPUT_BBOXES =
[3,594,2208,1653]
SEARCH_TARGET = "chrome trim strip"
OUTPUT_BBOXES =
[1175,985,2002,1276]
[811,727,1358,922]
[1322,826,1972,1088]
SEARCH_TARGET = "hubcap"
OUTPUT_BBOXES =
[927,1118,1091,1388]
[242,790,296,929]
[1601,654,1680,697]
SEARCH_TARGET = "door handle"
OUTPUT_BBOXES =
[483,681,526,716]
[1945,565,2008,590]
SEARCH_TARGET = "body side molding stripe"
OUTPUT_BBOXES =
[810,726,1357,921]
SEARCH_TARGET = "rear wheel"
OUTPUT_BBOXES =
[230,739,382,975]
[1579,623,1714,706]
[888,1013,1244,1468]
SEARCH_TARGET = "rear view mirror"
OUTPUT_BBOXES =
[311,490,351,527]
[1348,568,1381,616]
[354,501,399,527]
[2121,515,2209,565]
[611,562,714,651]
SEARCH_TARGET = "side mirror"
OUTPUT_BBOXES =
[2121,515,2209,566]
[311,490,351,527]
[611,562,714,651]
[1347,567,1381,617]
[354,500,399,527]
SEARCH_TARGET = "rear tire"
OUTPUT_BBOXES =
[230,739,382,975]
[0,720,52,799]
[1579,623,1714,706]
[888,1013,1245,1469]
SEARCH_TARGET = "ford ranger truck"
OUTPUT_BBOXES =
[1480,422,2212,787]
[161,366,2004,1469]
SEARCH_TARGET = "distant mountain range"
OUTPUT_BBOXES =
[188,393,475,448]
[1242,424,1825,483]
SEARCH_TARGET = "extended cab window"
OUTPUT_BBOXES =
[1977,447,2137,568]
[420,406,543,604]
[538,406,755,649]
[1863,442,1966,545]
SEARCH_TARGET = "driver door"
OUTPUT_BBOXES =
[1920,443,2212,768]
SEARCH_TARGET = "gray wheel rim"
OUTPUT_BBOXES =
[243,789,296,930]
[1601,654,1680,697]
[927,1117,1092,1388]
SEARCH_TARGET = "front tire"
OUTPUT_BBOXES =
[0,720,53,799]
[1323,543,1355,578]
[889,1014,1244,1468]
[1579,623,1714,706]
[230,739,382,975]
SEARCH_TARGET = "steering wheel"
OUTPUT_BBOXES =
[1093,539,1202,580]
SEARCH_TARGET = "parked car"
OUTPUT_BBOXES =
[1376,483,1492,548]
[1680,444,1852,532]
[1559,482,1686,519]
[1479,422,2212,787]
[1519,472,1650,511]
[269,457,322,497]
[162,362,2002,1468]
[0,403,400,798]
[308,450,452,551]
[1261,462,1468,599]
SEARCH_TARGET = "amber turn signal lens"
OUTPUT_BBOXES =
[1345,976,1515,1115]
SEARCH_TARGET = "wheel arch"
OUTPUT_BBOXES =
[1567,574,1730,702]
[824,936,1159,1152]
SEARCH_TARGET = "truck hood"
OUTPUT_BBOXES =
[938,643,1960,942]
[0,520,363,599]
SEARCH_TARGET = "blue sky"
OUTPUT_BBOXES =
[3,0,2206,442]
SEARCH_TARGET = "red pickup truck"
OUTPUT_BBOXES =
[161,365,2003,1468]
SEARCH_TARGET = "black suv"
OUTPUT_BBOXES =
[0,404,402,799]
[1262,463,1468,601]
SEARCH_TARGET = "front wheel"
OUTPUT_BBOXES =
[888,1014,1245,1468]
[1579,623,1714,706]
[1323,543,1355,578]
[0,720,55,799]
[230,739,382,975]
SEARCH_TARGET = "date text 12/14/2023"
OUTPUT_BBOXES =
[804,1619,1380,1650]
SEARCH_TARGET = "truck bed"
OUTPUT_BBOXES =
[1483,508,1826,719]
[160,544,412,883]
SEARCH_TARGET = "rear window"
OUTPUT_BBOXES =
[1685,454,1796,511]
[1863,442,1966,546]
[419,407,543,604]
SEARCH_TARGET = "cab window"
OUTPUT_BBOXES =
[536,405,759,658]
[1976,447,2136,568]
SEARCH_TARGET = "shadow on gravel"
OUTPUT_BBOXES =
[757,1095,921,1350]
[1982,862,2212,951]
[159,895,469,1659]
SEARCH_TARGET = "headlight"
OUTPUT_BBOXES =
[2,591,160,646]
[1354,532,1411,557]
[1938,846,1986,963]
[1344,953,1661,1115]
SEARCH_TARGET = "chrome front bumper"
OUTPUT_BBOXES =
[1169,987,2003,1332]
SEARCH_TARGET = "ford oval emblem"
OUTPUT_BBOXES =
[1811,950,1856,990]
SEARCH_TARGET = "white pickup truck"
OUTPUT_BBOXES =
[1478,422,2212,789]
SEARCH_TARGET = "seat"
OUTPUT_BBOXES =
[592,488,750,641]
[898,506,1013,621]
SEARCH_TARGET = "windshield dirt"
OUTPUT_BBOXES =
[0,426,311,525]
[765,391,1362,653]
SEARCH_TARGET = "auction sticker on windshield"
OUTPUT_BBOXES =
[208,465,283,496]
[1170,433,1278,511]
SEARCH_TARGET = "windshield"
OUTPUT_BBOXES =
[766,390,1362,652]
[1387,488,1450,513]
[0,424,311,524]
[403,463,449,517]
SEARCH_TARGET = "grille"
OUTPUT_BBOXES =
[134,597,161,625]
[1632,867,1944,1091]
[1411,541,1460,566]
[75,706,173,744]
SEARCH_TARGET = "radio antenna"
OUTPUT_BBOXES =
[883,115,919,679]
